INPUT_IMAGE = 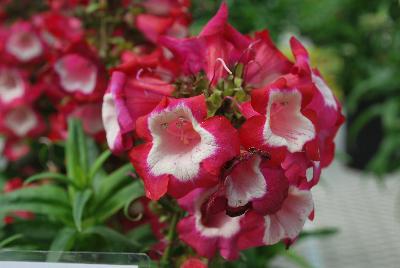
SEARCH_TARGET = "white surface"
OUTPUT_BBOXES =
[272,160,400,268]
[0,262,137,268]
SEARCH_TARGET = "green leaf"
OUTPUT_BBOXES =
[0,202,69,219]
[95,180,144,222]
[96,163,134,202]
[73,190,92,232]
[47,228,77,262]
[0,185,69,206]
[25,172,80,189]
[66,119,79,182]
[76,119,89,181]
[0,234,24,249]
[89,150,112,180]
[299,227,338,240]
[84,226,140,249]
[283,250,315,268]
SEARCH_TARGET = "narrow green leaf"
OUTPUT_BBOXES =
[89,150,112,180]
[95,181,144,222]
[25,172,80,189]
[76,119,89,181]
[0,234,23,248]
[84,225,140,249]
[47,228,76,262]
[73,190,92,232]
[0,185,69,206]
[97,163,134,202]
[0,202,69,219]
[283,250,314,268]
[66,119,79,181]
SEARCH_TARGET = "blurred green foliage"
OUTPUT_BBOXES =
[192,0,400,176]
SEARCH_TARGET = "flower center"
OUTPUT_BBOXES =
[161,116,200,146]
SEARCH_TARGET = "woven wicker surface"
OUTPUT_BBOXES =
[272,161,400,268]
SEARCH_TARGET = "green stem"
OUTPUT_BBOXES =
[160,212,180,267]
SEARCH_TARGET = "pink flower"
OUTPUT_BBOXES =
[129,95,240,200]
[0,105,45,139]
[0,65,40,108]
[2,138,30,161]
[239,187,313,247]
[177,188,249,260]
[161,3,250,83]
[46,41,107,102]
[192,149,314,252]
[136,0,191,43]
[32,11,83,50]
[102,49,177,154]
[239,75,316,155]
[2,21,44,63]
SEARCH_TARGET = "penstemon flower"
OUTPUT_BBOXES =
[100,2,344,262]
[129,95,239,200]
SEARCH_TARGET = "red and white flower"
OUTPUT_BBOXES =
[177,188,247,260]
[242,187,313,247]
[3,21,44,63]
[240,76,316,155]
[102,70,174,154]
[46,41,107,102]
[129,95,240,200]
[136,0,191,43]
[0,105,45,138]
[33,11,83,50]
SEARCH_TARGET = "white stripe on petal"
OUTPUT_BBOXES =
[263,89,315,153]
[147,104,216,181]
[195,188,242,238]
[312,73,338,110]
[225,155,266,207]
[102,93,121,151]
[263,187,313,245]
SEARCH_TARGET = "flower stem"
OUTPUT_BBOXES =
[160,211,180,267]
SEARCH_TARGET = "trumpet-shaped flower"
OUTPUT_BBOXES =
[129,95,239,200]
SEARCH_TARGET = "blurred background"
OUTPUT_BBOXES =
[189,0,400,267]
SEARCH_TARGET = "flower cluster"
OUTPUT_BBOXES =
[103,2,344,261]
[0,0,344,265]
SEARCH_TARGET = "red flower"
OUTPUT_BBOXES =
[45,41,107,103]
[129,95,240,200]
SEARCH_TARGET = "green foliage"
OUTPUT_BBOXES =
[0,119,148,258]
